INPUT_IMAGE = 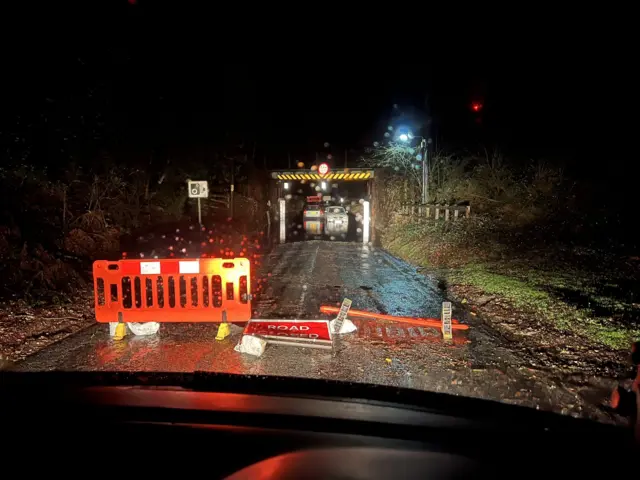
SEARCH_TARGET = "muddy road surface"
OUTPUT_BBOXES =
[12,241,622,424]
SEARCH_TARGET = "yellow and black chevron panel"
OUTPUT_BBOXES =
[275,170,374,181]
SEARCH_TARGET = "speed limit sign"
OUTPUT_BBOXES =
[187,180,208,198]
[318,162,329,176]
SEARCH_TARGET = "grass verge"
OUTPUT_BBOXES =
[382,217,640,350]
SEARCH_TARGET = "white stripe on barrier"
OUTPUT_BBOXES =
[179,261,200,274]
[140,261,161,274]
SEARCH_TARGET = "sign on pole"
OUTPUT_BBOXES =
[187,181,208,225]
[332,298,352,333]
[188,181,209,198]
[441,301,452,340]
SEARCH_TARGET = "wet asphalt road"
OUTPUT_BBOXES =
[12,241,619,423]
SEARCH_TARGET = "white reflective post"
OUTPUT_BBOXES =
[363,200,370,244]
[279,198,286,244]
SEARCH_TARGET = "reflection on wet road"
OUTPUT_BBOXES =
[12,241,617,423]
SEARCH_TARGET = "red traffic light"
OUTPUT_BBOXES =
[471,102,483,112]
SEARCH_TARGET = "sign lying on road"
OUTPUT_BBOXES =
[244,319,332,350]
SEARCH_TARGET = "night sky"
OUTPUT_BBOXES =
[3,2,631,183]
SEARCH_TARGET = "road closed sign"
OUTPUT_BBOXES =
[188,180,209,198]
[244,320,332,342]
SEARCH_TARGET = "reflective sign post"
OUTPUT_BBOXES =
[441,301,452,341]
[363,200,370,244]
[279,198,286,244]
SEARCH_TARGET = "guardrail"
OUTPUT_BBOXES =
[399,204,470,221]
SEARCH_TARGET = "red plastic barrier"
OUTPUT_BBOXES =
[93,258,251,323]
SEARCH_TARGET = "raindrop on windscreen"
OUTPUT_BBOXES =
[315,186,321,191]
[373,141,379,147]
[139,253,145,258]
[387,125,393,131]
[327,154,332,160]
[161,234,165,239]
[357,228,362,233]
[359,198,364,204]
[324,142,330,148]
[297,189,303,194]
[297,161,305,168]
[181,248,187,253]
[310,182,315,188]
[285,194,292,200]
[393,103,398,109]
[330,236,335,241]
[297,224,302,229]
[384,132,390,138]
[416,153,422,161]
[176,229,180,233]
[332,183,338,188]
[189,225,194,230]
[175,236,180,241]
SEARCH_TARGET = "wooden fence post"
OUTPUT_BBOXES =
[466,205,471,218]
[445,205,450,221]
[435,207,440,220]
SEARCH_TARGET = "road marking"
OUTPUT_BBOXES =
[296,243,320,318]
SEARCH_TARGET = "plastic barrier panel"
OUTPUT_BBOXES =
[93,258,251,323]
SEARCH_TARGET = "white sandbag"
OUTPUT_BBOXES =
[128,322,161,336]
[330,317,357,334]
[234,335,267,357]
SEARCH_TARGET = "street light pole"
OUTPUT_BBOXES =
[397,132,429,204]
[421,139,428,204]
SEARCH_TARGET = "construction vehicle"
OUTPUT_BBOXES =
[303,195,324,236]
